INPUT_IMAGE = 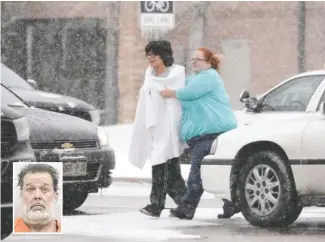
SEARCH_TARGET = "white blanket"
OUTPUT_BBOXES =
[128,64,187,169]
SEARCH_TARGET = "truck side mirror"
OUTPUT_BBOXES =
[246,97,258,110]
[239,90,250,103]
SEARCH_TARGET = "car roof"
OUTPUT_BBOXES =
[291,70,325,79]
[255,70,325,99]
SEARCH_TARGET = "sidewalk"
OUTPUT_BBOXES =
[92,181,215,199]
[102,124,191,183]
[111,164,191,183]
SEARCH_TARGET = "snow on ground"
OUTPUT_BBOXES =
[63,210,209,241]
[64,211,203,241]
[6,208,325,241]
[62,207,325,241]
[91,182,215,199]
[103,123,191,180]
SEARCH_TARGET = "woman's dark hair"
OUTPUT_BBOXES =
[145,40,174,67]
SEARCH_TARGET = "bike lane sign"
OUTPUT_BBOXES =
[140,1,175,35]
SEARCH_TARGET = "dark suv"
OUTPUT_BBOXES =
[1,106,36,240]
[1,83,116,213]
[1,63,100,124]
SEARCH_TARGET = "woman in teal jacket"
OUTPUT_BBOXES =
[160,47,237,219]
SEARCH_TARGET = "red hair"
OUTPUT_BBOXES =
[197,48,222,72]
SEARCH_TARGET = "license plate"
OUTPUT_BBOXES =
[63,162,87,176]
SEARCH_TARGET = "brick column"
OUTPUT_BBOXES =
[118,1,148,123]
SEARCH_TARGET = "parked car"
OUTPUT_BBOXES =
[1,83,116,212]
[1,63,100,124]
[180,70,325,165]
[201,102,325,227]
[235,70,325,125]
[1,105,36,240]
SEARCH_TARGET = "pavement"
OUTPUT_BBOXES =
[4,181,325,242]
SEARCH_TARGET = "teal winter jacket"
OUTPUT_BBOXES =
[176,68,237,142]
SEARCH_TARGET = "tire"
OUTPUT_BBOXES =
[286,206,303,224]
[1,208,13,240]
[236,150,300,227]
[63,191,88,212]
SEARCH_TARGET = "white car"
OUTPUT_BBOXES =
[235,70,325,125]
[201,101,325,226]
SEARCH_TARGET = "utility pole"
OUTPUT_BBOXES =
[186,1,210,73]
[104,1,120,125]
[298,1,306,73]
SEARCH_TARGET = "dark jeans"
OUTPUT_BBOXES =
[150,157,187,210]
[177,133,220,217]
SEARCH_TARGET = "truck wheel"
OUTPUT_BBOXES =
[63,191,88,212]
[236,150,300,227]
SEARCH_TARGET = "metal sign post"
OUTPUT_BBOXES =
[139,1,175,39]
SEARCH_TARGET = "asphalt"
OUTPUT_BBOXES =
[4,181,325,242]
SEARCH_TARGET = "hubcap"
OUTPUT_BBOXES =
[244,164,281,216]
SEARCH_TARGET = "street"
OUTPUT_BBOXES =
[5,181,325,242]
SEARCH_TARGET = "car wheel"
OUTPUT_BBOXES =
[236,150,300,227]
[1,207,13,240]
[63,191,89,212]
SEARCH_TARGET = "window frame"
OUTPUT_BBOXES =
[317,90,325,111]
[258,75,325,112]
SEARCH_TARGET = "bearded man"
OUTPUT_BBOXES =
[14,163,61,233]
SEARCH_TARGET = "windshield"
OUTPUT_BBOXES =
[1,85,28,107]
[1,63,34,90]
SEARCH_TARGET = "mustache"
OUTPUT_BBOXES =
[30,203,46,209]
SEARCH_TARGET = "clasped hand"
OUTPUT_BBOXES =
[160,88,175,98]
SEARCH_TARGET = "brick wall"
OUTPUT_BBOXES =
[117,1,324,122]
[2,1,325,123]
[118,2,148,123]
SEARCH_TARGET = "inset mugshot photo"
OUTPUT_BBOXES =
[13,162,63,234]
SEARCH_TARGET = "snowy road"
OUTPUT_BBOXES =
[5,181,325,242]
